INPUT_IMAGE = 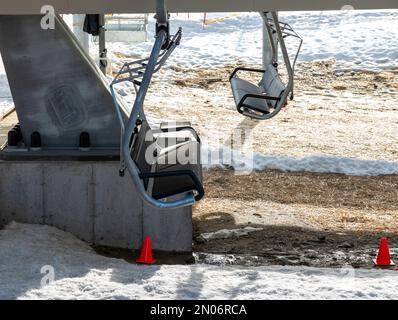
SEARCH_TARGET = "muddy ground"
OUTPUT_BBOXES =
[192,169,398,269]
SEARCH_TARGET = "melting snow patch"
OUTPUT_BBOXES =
[251,154,398,176]
[198,227,264,242]
[203,145,398,177]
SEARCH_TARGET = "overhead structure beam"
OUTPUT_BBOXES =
[0,0,397,14]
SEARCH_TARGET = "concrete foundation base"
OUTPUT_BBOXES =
[0,160,193,252]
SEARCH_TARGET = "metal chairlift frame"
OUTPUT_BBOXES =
[110,26,182,173]
[110,6,302,207]
[232,12,302,121]
[110,0,197,209]
[262,12,303,73]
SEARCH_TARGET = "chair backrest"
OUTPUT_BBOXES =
[132,120,155,187]
[261,64,286,108]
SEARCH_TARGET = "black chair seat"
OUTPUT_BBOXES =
[229,64,286,117]
[230,77,270,113]
[132,120,204,202]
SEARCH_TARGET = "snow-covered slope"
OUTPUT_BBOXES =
[112,10,398,70]
[1,222,398,300]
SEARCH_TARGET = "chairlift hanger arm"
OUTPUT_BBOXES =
[260,11,293,120]
[111,0,197,209]
[122,29,195,209]
[263,12,303,73]
[272,20,304,72]
[231,12,295,121]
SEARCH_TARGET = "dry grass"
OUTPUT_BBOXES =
[203,169,398,211]
[193,169,398,235]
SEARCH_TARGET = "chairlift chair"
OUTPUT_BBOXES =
[110,0,204,209]
[229,12,303,120]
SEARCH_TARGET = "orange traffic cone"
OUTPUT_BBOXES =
[136,236,156,264]
[374,237,395,266]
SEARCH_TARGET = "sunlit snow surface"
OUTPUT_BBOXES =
[2,222,398,300]
[112,10,398,70]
